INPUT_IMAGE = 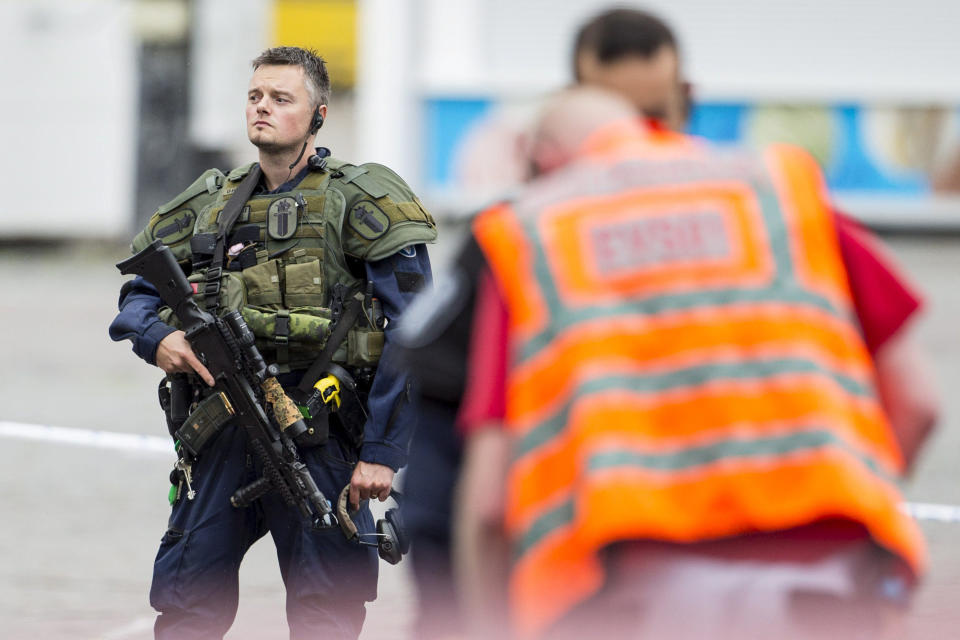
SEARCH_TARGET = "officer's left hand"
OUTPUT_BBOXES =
[349,461,395,510]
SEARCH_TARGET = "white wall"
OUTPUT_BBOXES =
[384,0,960,226]
[4,1,953,237]
[188,0,270,154]
[356,0,419,181]
[0,0,137,238]
[415,0,960,102]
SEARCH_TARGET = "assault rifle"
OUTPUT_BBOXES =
[117,239,338,529]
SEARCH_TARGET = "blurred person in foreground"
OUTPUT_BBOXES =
[109,46,436,639]
[403,7,942,639]
[447,86,938,639]
[400,9,692,638]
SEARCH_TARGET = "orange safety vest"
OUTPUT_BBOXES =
[472,121,927,638]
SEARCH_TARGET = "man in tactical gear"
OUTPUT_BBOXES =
[110,46,436,640]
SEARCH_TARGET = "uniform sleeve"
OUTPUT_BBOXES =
[108,276,176,365]
[834,211,924,354]
[358,244,433,470]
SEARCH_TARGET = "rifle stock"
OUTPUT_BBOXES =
[117,240,205,329]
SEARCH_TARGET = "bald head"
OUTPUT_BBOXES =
[531,87,637,176]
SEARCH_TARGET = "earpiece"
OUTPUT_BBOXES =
[309,107,324,135]
[288,107,326,171]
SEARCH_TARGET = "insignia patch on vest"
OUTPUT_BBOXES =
[152,209,195,245]
[348,200,390,240]
[239,205,251,223]
[267,197,299,240]
[398,245,417,258]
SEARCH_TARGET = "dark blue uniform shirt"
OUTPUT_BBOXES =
[109,162,433,471]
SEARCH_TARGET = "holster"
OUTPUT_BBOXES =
[330,387,367,452]
[296,410,330,449]
[158,374,194,439]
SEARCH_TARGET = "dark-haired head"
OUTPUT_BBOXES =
[573,8,677,81]
[572,8,690,131]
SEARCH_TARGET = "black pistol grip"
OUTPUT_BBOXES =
[116,240,194,310]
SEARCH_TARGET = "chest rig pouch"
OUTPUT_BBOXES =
[189,165,385,375]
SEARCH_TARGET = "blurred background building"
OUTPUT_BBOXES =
[3,0,960,240]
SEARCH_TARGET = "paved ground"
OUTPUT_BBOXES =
[0,230,958,638]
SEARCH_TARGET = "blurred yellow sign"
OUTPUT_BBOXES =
[271,0,357,88]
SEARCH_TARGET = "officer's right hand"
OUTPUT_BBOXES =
[156,331,215,387]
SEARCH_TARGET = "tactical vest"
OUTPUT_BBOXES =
[137,156,437,374]
[472,125,926,638]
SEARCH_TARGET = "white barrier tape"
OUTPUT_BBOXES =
[901,501,960,524]
[0,420,171,456]
[2,420,960,523]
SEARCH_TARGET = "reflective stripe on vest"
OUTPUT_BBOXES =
[472,130,926,638]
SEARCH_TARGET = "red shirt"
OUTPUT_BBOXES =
[457,211,923,433]
[834,212,922,350]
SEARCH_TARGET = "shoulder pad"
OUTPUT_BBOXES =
[131,167,225,258]
[156,168,224,215]
[324,157,351,172]
[225,162,258,182]
[332,162,438,261]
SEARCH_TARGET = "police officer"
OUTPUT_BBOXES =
[109,46,436,640]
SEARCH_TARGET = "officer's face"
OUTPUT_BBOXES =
[577,46,688,133]
[246,64,318,152]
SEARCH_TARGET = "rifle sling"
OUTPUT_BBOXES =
[296,296,364,397]
[204,166,263,314]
